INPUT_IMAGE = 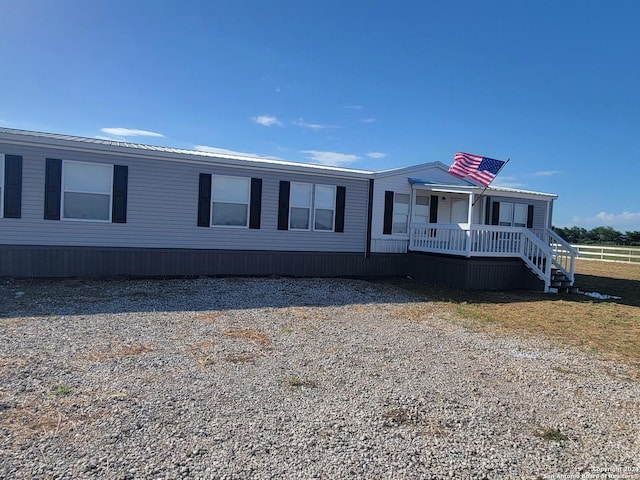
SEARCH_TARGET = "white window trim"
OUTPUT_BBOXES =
[289,182,313,231]
[313,184,336,233]
[61,160,113,222]
[0,154,5,218]
[210,175,250,228]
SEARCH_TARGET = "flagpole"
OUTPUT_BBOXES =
[471,158,510,207]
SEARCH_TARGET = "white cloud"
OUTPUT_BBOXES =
[101,127,164,137]
[301,150,361,167]
[366,152,386,159]
[361,118,376,124]
[572,211,640,230]
[294,118,339,131]
[252,115,283,127]
[195,145,281,160]
[532,170,560,177]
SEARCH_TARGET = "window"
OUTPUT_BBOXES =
[513,204,528,227]
[62,161,112,221]
[290,182,312,230]
[496,202,529,227]
[413,192,430,223]
[211,175,250,227]
[498,202,514,226]
[314,185,336,231]
[0,154,4,217]
[393,193,410,234]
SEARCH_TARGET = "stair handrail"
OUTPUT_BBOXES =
[545,228,577,283]
[520,229,553,292]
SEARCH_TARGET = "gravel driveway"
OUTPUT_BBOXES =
[1,277,639,480]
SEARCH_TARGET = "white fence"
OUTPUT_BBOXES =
[572,245,640,263]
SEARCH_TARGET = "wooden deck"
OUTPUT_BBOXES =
[409,224,577,292]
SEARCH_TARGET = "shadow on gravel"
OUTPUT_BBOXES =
[387,273,640,309]
[0,276,422,318]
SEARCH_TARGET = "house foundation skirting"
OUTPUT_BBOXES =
[0,245,409,278]
[406,252,544,291]
[0,245,544,290]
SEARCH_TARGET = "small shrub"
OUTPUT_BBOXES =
[286,375,317,390]
[52,385,72,396]
[536,426,569,442]
[223,328,271,347]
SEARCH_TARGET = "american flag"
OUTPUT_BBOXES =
[448,152,506,186]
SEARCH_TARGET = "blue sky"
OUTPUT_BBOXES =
[1,0,639,231]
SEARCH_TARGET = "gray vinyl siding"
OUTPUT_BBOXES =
[0,143,369,252]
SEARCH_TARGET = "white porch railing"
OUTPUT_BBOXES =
[409,224,576,292]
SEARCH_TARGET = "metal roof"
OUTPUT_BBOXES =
[0,127,375,178]
[0,127,558,198]
[409,179,557,199]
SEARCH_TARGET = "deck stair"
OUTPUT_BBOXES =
[548,268,579,294]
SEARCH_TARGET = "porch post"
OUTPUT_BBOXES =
[466,193,474,257]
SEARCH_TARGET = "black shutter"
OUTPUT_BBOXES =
[383,191,394,235]
[491,201,500,225]
[197,174,212,227]
[527,205,534,229]
[429,195,439,223]
[111,165,128,223]
[44,158,62,220]
[335,186,346,233]
[277,181,290,230]
[484,196,491,225]
[249,178,262,229]
[3,155,22,218]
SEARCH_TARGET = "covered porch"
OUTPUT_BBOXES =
[406,182,577,292]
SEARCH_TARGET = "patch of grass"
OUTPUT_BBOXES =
[285,375,317,390]
[195,311,222,322]
[393,260,640,369]
[223,328,271,347]
[52,385,72,396]
[222,353,257,363]
[280,327,294,334]
[186,340,215,351]
[535,426,569,442]
[382,407,413,426]
[195,357,215,366]
[82,344,155,361]
[287,306,327,321]
[186,339,216,366]
[551,365,581,376]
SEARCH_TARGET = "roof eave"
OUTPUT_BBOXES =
[0,127,374,179]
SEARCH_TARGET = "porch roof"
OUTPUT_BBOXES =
[408,178,558,200]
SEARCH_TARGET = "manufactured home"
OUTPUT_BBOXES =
[0,127,576,291]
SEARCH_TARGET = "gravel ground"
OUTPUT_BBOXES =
[1,277,639,480]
